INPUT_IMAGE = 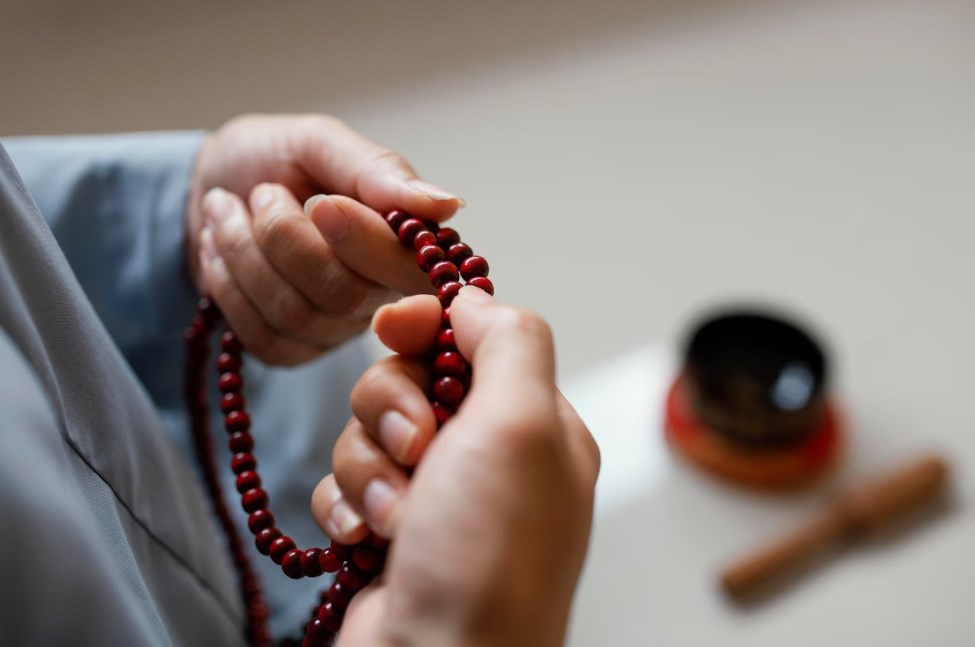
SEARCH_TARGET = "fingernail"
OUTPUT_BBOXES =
[407,179,466,207]
[313,196,350,242]
[304,194,327,217]
[457,285,493,304]
[330,498,366,537]
[379,411,418,464]
[202,187,231,225]
[251,183,277,211]
[200,226,218,264]
[363,480,402,537]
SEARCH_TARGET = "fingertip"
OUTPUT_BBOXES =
[303,193,327,217]
[372,295,442,356]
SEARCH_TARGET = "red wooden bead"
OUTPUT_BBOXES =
[319,603,343,632]
[327,582,350,609]
[220,331,243,353]
[368,535,391,549]
[191,313,208,334]
[435,328,456,351]
[385,209,408,231]
[269,536,296,564]
[335,563,369,594]
[319,548,341,573]
[412,230,437,251]
[229,432,254,453]
[467,276,495,295]
[236,470,262,494]
[282,549,305,579]
[434,376,465,406]
[307,617,326,637]
[429,261,460,287]
[231,452,256,474]
[216,352,241,373]
[255,528,281,555]
[218,372,243,393]
[247,509,275,533]
[446,242,473,265]
[423,219,441,233]
[225,410,251,432]
[436,227,461,248]
[416,244,445,272]
[352,547,384,574]
[397,218,426,246]
[441,308,451,328]
[460,255,489,280]
[432,401,454,426]
[220,392,246,414]
[329,541,353,561]
[434,351,467,377]
[301,548,324,577]
[241,488,268,513]
[437,281,463,307]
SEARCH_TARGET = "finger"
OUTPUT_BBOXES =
[556,391,601,487]
[198,227,323,366]
[310,473,369,545]
[350,355,436,466]
[371,295,443,357]
[305,194,436,297]
[249,183,398,318]
[449,286,558,421]
[296,116,464,221]
[203,187,368,348]
[332,417,410,538]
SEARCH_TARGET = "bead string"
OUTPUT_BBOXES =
[184,209,493,646]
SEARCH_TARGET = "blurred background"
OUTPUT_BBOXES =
[3,0,973,645]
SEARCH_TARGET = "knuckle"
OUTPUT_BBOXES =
[495,306,553,343]
[256,209,301,250]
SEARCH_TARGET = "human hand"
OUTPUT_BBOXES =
[188,114,464,365]
[311,288,601,647]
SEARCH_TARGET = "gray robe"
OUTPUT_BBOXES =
[0,135,368,645]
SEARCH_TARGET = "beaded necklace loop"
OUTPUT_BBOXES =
[184,210,493,646]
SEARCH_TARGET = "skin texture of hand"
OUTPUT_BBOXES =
[311,287,601,647]
[187,114,465,365]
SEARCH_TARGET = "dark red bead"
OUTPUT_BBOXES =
[255,528,281,555]
[220,331,243,353]
[319,548,341,573]
[307,617,326,637]
[432,401,454,426]
[437,281,463,306]
[416,244,445,272]
[216,352,241,373]
[460,255,489,279]
[337,564,369,592]
[237,470,262,494]
[446,243,473,265]
[436,328,456,351]
[301,548,324,577]
[282,549,304,579]
[327,582,350,609]
[434,376,465,406]
[436,227,460,248]
[352,547,384,574]
[423,219,440,233]
[229,432,254,453]
[241,488,268,513]
[434,351,467,377]
[397,218,426,246]
[429,261,460,287]
[198,296,220,322]
[218,372,243,393]
[329,541,353,561]
[231,452,256,474]
[412,230,437,251]
[385,209,408,231]
[368,534,391,549]
[220,392,246,414]
[441,308,451,328]
[191,313,209,333]
[269,536,296,564]
[225,410,251,432]
[318,603,343,632]
[467,276,495,295]
[247,509,275,533]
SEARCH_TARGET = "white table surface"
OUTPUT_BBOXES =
[563,346,974,647]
